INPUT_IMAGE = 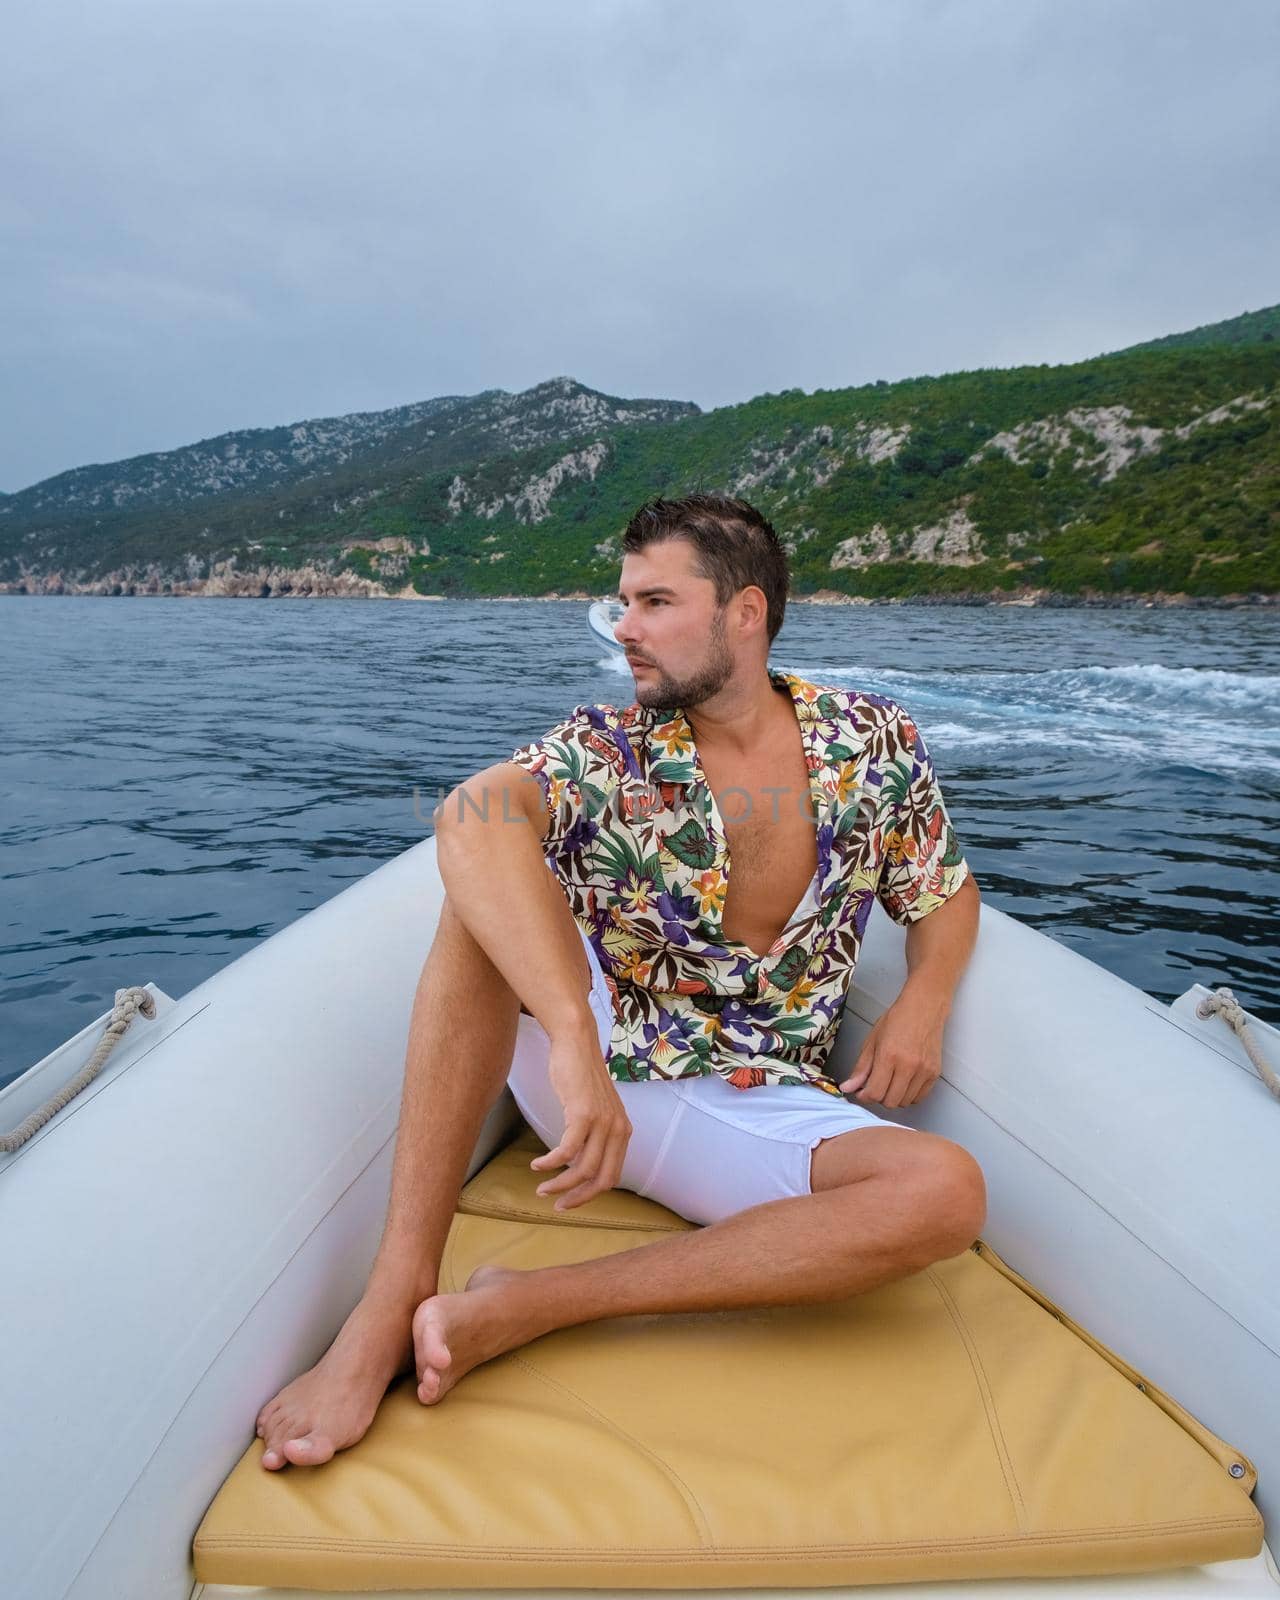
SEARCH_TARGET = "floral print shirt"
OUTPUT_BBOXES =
[509,668,970,1097]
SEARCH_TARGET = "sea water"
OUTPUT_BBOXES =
[1,595,1276,1085]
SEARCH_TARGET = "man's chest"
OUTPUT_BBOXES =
[692,739,821,954]
[569,698,887,952]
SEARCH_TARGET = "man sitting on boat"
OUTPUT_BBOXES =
[255,492,985,1471]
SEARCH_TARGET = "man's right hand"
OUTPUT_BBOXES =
[529,1026,633,1211]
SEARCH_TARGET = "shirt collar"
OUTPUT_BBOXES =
[637,667,826,798]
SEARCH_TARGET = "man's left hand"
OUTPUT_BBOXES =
[837,992,949,1108]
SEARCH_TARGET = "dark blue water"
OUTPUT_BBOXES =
[2,595,1277,1087]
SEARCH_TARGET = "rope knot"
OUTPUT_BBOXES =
[1195,986,1279,1101]
[0,984,159,1154]
[112,986,157,1023]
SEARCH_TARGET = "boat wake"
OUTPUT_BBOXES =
[594,656,1279,779]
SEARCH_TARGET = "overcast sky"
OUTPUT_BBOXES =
[2,0,1276,491]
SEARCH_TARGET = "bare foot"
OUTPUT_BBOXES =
[255,1295,415,1471]
[412,1264,533,1406]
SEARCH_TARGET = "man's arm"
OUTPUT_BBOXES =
[901,871,981,1016]
[434,761,597,1043]
[839,874,980,1107]
[435,760,633,1210]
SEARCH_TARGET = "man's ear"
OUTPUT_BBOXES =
[735,584,769,637]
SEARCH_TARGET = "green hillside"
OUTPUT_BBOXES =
[2,306,1277,602]
[1123,303,1280,354]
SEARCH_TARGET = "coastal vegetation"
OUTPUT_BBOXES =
[1,304,1276,602]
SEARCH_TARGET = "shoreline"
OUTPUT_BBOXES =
[0,583,1274,609]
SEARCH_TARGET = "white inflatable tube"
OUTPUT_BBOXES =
[1,837,1275,1599]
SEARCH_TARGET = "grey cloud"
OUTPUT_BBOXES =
[1,0,1276,489]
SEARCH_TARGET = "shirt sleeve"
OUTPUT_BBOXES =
[508,706,613,860]
[875,704,971,926]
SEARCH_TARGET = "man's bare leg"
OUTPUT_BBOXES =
[256,893,590,1469]
[410,1128,987,1403]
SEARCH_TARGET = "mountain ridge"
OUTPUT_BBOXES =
[2,304,1276,603]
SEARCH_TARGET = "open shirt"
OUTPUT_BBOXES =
[508,668,971,1096]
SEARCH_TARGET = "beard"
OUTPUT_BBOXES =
[633,609,734,710]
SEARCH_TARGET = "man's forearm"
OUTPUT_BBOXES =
[900,874,981,1015]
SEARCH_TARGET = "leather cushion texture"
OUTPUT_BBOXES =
[193,1125,1263,1590]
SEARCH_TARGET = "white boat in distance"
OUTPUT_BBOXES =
[587,597,626,653]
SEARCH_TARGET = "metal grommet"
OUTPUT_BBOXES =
[1229,1463,1246,1479]
[1137,1382,1147,1393]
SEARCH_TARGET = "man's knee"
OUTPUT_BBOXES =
[827,1131,985,1266]
[909,1137,987,1261]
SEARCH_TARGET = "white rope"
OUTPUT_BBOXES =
[0,987,157,1154]
[1195,986,1280,1101]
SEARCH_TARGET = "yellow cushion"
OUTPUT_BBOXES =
[194,1126,1262,1590]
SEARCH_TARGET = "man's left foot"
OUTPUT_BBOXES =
[411,1264,533,1405]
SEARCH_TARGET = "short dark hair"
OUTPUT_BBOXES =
[621,494,789,644]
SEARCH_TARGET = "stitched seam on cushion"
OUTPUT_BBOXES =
[438,1220,462,1294]
[505,1352,714,1548]
[927,1265,1028,1534]
[454,1197,686,1232]
[195,1510,1262,1556]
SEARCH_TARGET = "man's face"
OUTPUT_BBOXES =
[614,541,736,710]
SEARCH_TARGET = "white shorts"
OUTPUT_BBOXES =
[506,921,911,1227]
